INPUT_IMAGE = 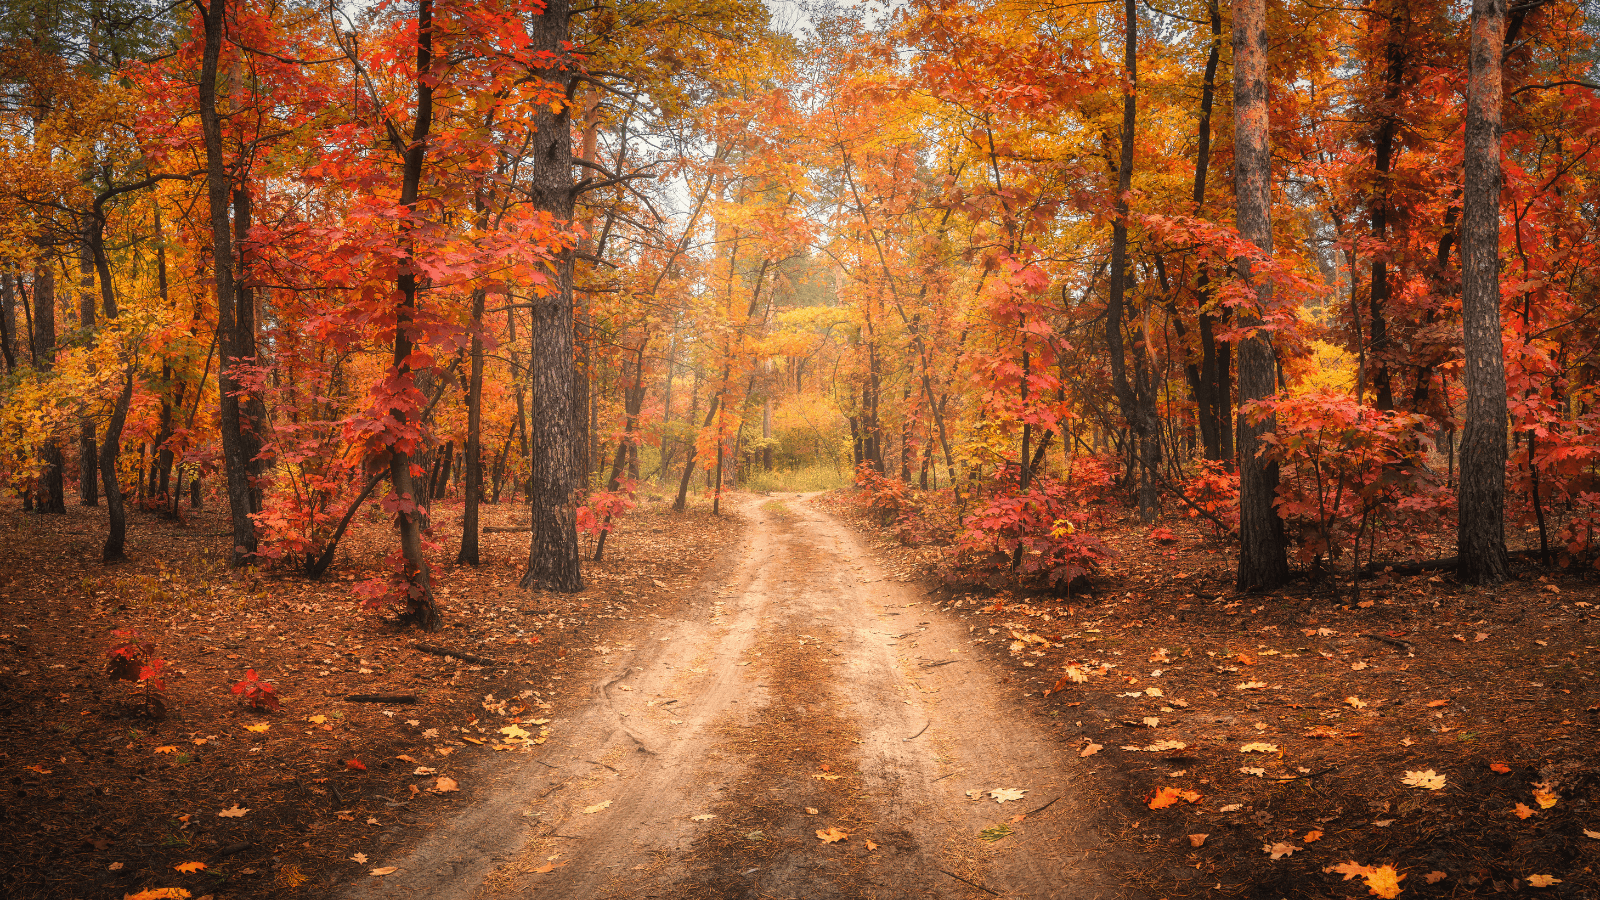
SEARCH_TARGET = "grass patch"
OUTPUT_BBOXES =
[742,463,849,494]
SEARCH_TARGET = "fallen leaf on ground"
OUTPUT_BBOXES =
[173,862,206,873]
[811,773,841,781]
[155,746,177,755]
[816,827,849,843]
[1490,762,1511,774]
[1327,862,1375,881]
[1345,696,1367,709]
[1424,871,1447,884]
[532,861,566,874]
[346,759,367,772]
[1240,743,1279,754]
[691,814,715,821]
[1526,875,1561,888]
[432,777,459,793]
[1219,804,1242,812]
[865,839,878,850]
[1264,842,1300,859]
[1080,743,1102,758]
[1533,787,1559,809]
[369,867,397,876]
[1149,787,1182,809]
[1474,632,1489,642]
[1237,681,1267,690]
[124,890,190,900]
[989,788,1027,803]
[1426,699,1448,708]
[24,765,50,775]
[217,806,248,818]
[1514,803,1536,819]
[1365,865,1406,898]
[308,715,326,725]
[1304,830,1323,842]
[243,724,269,733]
[350,853,368,864]
[1188,834,1208,847]
[806,807,819,815]
[1584,829,1600,839]
[1401,770,1446,790]
[582,800,610,813]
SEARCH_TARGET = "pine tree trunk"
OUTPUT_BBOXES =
[198,0,257,565]
[1457,0,1511,583]
[1232,0,1290,590]
[521,0,583,592]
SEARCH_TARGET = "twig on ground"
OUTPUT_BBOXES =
[410,643,498,666]
[904,721,930,741]
[1025,796,1059,816]
[919,659,959,668]
[343,694,419,703]
[940,869,1000,896]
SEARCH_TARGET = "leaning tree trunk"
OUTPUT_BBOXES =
[458,287,487,565]
[389,0,440,628]
[198,0,257,565]
[101,369,135,561]
[1232,0,1290,590]
[521,0,583,592]
[1457,0,1510,583]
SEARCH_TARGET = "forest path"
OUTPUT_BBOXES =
[347,495,1116,900]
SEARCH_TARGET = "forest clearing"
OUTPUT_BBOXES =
[3,0,1600,897]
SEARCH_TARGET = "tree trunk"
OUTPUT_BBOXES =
[1457,0,1510,583]
[0,272,16,373]
[520,0,583,592]
[459,288,487,565]
[233,185,267,513]
[389,0,440,628]
[32,264,65,513]
[198,0,257,565]
[78,242,97,506]
[1103,0,1160,522]
[1232,0,1290,590]
[101,369,134,561]
[674,394,720,512]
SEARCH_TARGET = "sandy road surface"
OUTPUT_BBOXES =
[347,495,1118,900]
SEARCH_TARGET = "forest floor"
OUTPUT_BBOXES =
[1,489,1597,900]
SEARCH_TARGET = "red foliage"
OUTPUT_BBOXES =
[945,463,1115,588]
[106,630,167,718]
[231,668,281,712]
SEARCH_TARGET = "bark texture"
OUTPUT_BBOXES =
[521,0,584,592]
[32,264,65,513]
[1457,0,1510,583]
[1232,0,1290,590]
[198,0,258,565]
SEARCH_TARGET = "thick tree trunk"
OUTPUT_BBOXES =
[1457,0,1510,583]
[198,0,257,565]
[521,0,583,592]
[233,186,267,513]
[1232,0,1290,590]
[0,272,16,373]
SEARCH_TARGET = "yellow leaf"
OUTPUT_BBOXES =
[1533,790,1559,809]
[1240,743,1279,753]
[155,746,178,755]
[1526,875,1561,888]
[217,806,248,818]
[243,724,269,734]
[173,862,206,873]
[582,800,611,813]
[1401,770,1446,790]
[865,839,878,850]
[369,867,398,876]
[308,715,326,725]
[1363,865,1405,898]
[1325,861,1376,881]
[816,827,849,843]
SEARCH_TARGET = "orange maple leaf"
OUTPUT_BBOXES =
[816,827,850,843]
[1363,865,1405,898]
[1148,787,1182,809]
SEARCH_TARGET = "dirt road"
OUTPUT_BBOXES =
[347,495,1118,899]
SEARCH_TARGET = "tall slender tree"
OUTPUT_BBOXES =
[1456,0,1510,583]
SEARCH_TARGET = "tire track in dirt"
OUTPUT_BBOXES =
[346,495,1119,900]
